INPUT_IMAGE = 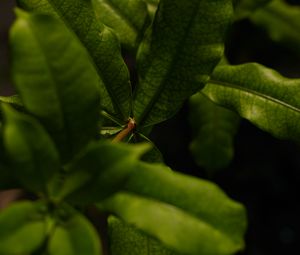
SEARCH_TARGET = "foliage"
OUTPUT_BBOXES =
[0,0,299,254]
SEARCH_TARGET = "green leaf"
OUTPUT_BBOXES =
[0,95,23,109]
[202,63,300,143]
[0,96,24,124]
[2,105,60,193]
[17,0,132,121]
[250,0,300,55]
[92,0,149,50]
[234,0,271,20]
[48,206,102,255]
[133,0,233,127]
[99,162,246,255]
[54,141,150,203]
[143,0,159,19]
[10,10,101,160]
[189,93,240,173]
[0,201,47,255]
[101,191,245,255]
[108,216,175,255]
[129,133,164,163]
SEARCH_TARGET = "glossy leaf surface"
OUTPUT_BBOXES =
[2,105,59,193]
[100,162,246,255]
[203,63,300,143]
[0,201,47,254]
[189,93,240,172]
[108,216,175,255]
[10,11,101,160]
[48,207,101,255]
[92,0,149,50]
[133,0,233,126]
[250,0,300,55]
[101,191,245,255]
[17,0,132,120]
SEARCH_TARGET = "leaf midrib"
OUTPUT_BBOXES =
[208,79,300,114]
[136,1,202,126]
[27,18,72,153]
[47,0,126,120]
[101,0,140,33]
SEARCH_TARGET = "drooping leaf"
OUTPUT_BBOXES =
[250,0,300,55]
[53,141,150,203]
[0,201,47,255]
[108,216,175,255]
[2,105,59,193]
[92,0,149,50]
[10,10,101,160]
[202,63,300,143]
[133,0,233,127]
[17,0,132,121]
[99,162,246,255]
[189,93,240,173]
[48,206,102,255]
[234,0,271,20]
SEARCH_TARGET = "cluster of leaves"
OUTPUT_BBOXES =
[0,0,299,254]
[190,0,300,172]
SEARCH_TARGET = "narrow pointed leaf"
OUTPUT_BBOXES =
[189,93,240,173]
[49,206,102,255]
[250,0,300,55]
[92,0,149,50]
[0,201,47,255]
[2,105,59,193]
[202,63,300,143]
[10,11,101,160]
[99,162,246,254]
[108,216,175,255]
[133,0,233,126]
[234,0,271,20]
[17,0,132,120]
[55,142,150,203]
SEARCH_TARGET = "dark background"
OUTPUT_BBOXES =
[1,1,300,254]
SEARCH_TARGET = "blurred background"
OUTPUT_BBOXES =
[1,1,300,254]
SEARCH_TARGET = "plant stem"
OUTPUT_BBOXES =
[112,118,136,143]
